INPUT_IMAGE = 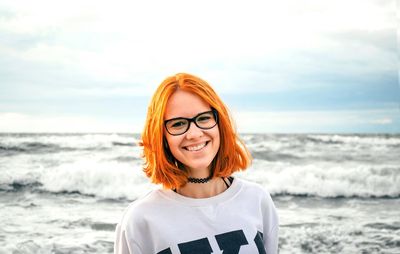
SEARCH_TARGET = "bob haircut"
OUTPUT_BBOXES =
[140,73,252,189]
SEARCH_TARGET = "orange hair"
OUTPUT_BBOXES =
[140,73,252,189]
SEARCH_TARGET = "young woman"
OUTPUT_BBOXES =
[114,73,279,254]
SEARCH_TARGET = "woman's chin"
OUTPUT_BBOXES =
[185,164,212,175]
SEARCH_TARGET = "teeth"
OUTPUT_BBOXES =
[186,142,207,151]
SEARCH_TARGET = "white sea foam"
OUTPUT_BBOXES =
[308,134,400,146]
[0,133,139,151]
[1,133,399,199]
[242,160,400,198]
[39,160,155,200]
[2,154,399,199]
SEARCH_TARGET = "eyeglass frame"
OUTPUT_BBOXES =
[164,109,219,136]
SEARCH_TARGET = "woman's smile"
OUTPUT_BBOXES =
[183,141,209,151]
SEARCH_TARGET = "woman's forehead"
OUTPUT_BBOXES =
[164,90,211,119]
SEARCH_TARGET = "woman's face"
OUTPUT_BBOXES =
[164,89,220,176]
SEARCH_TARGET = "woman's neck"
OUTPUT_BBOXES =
[176,177,227,199]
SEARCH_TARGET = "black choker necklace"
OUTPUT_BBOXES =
[187,175,213,184]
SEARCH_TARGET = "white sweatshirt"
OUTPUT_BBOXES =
[114,177,279,254]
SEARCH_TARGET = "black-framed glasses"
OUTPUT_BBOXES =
[164,109,218,136]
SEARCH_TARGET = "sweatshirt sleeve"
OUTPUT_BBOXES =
[262,190,279,254]
[114,223,143,254]
[265,222,279,254]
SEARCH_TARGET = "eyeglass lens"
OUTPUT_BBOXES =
[165,111,217,135]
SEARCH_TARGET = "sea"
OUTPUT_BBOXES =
[0,133,399,254]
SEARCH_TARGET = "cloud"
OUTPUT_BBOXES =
[0,0,397,133]
[327,29,396,53]
[370,118,393,125]
[0,9,15,23]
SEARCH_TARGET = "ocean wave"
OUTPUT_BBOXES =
[111,155,142,162]
[0,142,67,155]
[2,162,399,199]
[65,218,116,231]
[0,160,152,200]
[0,141,107,156]
[364,222,400,231]
[243,134,400,155]
[0,133,140,156]
[1,131,399,199]
[307,134,400,146]
[112,141,137,147]
[251,151,301,161]
[242,162,400,198]
[1,239,114,254]
[0,179,42,192]
[38,160,154,200]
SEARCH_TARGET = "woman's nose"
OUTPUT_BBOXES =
[185,122,203,139]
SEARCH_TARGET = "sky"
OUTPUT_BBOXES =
[0,0,398,133]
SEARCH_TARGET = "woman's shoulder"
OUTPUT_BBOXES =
[235,177,278,220]
[236,177,272,193]
[235,177,274,201]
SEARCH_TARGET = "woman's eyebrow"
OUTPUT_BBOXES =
[165,110,211,120]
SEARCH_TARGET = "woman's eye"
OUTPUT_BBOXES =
[197,115,211,122]
[171,121,187,128]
